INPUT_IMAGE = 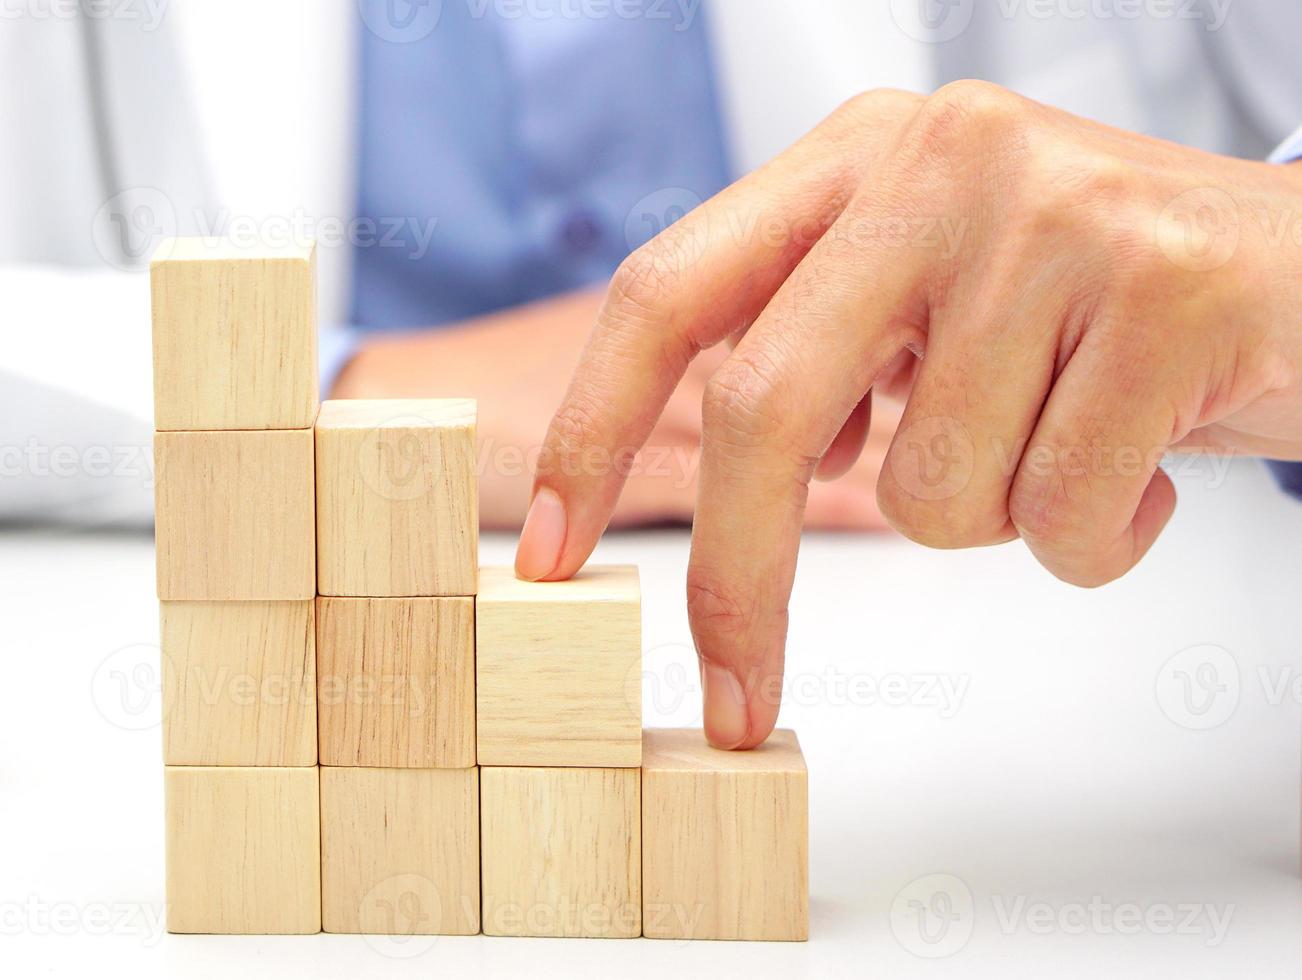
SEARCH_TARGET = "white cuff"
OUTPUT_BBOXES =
[1269,125,1302,164]
[318,325,363,397]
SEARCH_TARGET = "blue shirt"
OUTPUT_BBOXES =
[347,0,730,334]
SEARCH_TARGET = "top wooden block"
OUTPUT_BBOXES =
[315,399,478,597]
[151,237,318,430]
[641,727,806,773]
[641,728,808,941]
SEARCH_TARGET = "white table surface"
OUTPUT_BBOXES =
[4,457,1301,978]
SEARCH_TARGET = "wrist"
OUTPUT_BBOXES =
[327,342,374,398]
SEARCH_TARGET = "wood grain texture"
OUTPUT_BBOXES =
[640,728,808,941]
[164,766,321,934]
[154,429,316,600]
[476,566,641,767]
[316,597,474,768]
[151,237,317,431]
[481,766,640,938]
[161,600,316,766]
[320,767,480,935]
[315,399,477,597]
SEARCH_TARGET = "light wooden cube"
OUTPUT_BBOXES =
[164,766,321,934]
[161,600,316,766]
[315,399,477,597]
[151,237,317,430]
[641,728,808,941]
[476,566,640,767]
[481,766,640,938]
[154,429,315,600]
[320,767,480,935]
[316,597,474,768]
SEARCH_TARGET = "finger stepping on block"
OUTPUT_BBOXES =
[476,565,641,767]
[154,429,316,600]
[641,728,809,941]
[316,597,475,768]
[164,766,321,934]
[315,399,477,597]
[161,600,316,766]
[481,766,640,938]
[320,767,480,935]
[151,237,317,431]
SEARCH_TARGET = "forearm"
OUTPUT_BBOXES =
[330,288,603,400]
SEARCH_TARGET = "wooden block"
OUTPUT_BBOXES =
[320,767,480,935]
[316,597,474,768]
[641,728,808,941]
[151,237,317,430]
[164,766,320,934]
[161,600,316,766]
[315,399,477,597]
[476,566,640,767]
[481,766,640,938]
[154,429,315,600]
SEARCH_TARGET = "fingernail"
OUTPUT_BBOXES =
[515,486,567,581]
[701,663,749,749]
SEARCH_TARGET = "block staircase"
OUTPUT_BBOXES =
[150,236,808,942]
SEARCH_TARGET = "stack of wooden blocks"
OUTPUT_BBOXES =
[151,236,809,942]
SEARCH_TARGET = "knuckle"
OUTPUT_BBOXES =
[874,473,925,539]
[907,80,1029,156]
[686,569,790,657]
[1049,558,1122,590]
[1008,468,1090,546]
[701,355,789,452]
[833,88,926,128]
[685,570,749,639]
[608,244,678,315]
[545,396,606,463]
[1008,478,1120,588]
[876,478,1007,550]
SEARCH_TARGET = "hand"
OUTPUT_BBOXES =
[330,287,897,529]
[516,82,1302,749]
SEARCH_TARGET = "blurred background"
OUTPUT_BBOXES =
[4,0,1301,531]
[4,3,1302,977]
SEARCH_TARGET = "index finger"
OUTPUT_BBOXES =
[514,90,923,581]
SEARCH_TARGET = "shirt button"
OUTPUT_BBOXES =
[559,209,603,254]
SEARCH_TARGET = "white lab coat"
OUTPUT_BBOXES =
[2,0,1300,525]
